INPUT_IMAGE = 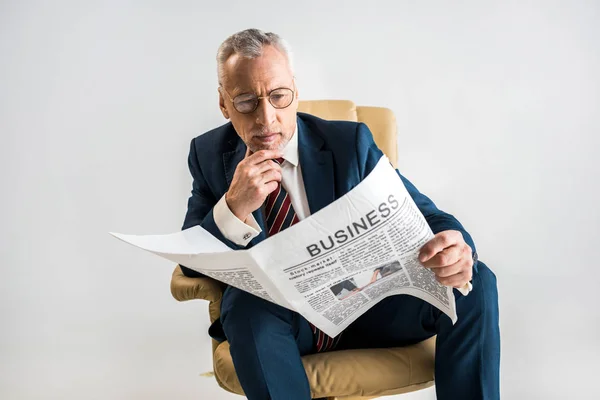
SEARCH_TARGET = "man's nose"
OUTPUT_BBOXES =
[255,97,276,126]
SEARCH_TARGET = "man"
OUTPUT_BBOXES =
[181,28,500,400]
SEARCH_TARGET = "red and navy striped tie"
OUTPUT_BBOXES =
[266,158,341,352]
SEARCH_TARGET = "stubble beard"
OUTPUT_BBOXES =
[247,132,291,153]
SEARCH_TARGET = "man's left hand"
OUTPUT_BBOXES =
[418,230,473,289]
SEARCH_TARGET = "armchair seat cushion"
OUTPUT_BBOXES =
[213,337,436,399]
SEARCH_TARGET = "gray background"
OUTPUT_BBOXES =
[1,0,598,399]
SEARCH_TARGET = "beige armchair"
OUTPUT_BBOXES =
[170,100,436,399]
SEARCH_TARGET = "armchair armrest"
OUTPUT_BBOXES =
[170,265,225,302]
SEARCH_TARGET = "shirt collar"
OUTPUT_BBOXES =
[281,124,299,167]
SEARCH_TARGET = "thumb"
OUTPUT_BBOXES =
[419,245,435,263]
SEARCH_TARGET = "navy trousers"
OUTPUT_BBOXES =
[220,262,500,400]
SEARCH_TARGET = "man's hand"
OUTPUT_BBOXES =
[418,230,473,289]
[225,149,283,222]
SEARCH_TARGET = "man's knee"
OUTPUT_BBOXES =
[469,261,499,314]
[220,287,293,339]
[475,261,497,293]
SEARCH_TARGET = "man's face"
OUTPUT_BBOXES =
[218,45,298,152]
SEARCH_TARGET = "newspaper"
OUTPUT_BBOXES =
[111,156,458,337]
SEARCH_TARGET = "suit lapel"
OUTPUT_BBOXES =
[297,117,335,215]
[223,136,245,188]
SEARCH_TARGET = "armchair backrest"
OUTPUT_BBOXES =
[297,100,398,167]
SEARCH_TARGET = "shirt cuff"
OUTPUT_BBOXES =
[457,281,473,296]
[213,194,262,247]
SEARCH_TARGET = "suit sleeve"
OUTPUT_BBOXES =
[355,123,478,272]
[180,138,244,277]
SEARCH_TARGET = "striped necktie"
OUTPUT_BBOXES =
[266,158,340,352]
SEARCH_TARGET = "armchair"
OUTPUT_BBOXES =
[170,100,436,399]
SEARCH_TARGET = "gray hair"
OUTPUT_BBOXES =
[216,28,294,86]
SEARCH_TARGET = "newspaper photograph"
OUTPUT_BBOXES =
[111,156,459,337]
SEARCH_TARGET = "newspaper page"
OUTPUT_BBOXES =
[111,224,291,308]
[111,156,457,337]
[245,156,457,336]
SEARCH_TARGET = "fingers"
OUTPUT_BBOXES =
[419,230,462,263]
[245,149,283,165]
[247,168,281,193]
[430,254,472,277]
[263,180,279,196]
[421,242,473,282]
[426,247,473,289]
[228,149,283,220]
[242,161,281,192]
[241,149,283,178]
[254,159,281,175]
[260,168,282,185]
[420,245,462,269]
[436,270,472,288]
[418,230,473,289]
[239,150,282,180]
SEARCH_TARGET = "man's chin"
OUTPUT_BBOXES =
[248,138,286,152]
[248,144,277,153]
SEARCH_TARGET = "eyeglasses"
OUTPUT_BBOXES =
[221,85,295,114]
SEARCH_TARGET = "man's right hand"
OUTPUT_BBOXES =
[225,149,283,222]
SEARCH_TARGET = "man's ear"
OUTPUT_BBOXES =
[293,77,299,100]
[218,88,230,120]
[293,84,300,110]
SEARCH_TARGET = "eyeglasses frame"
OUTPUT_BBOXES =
[220,79,297,114]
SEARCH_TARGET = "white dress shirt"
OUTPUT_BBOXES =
[212,125,472,296]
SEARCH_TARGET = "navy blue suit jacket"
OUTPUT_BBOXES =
[181,112,477,280]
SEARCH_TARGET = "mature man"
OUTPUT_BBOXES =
[181,28,500,400]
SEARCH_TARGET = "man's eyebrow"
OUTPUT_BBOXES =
[232,86,254,96]
[232,83,291,96]
[268,82,292,90]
